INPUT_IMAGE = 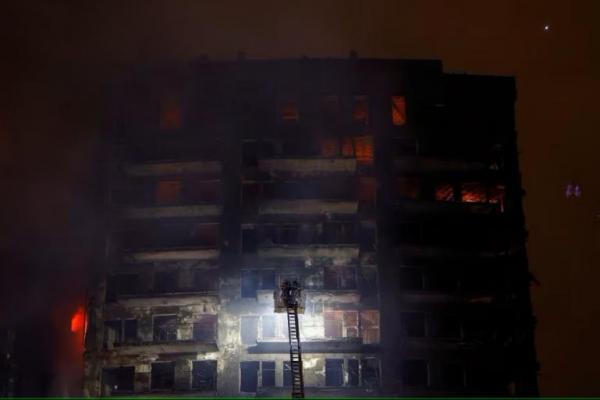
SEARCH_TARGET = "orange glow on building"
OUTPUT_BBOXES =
[341,137,354,157]
[435,183,454,201]
[353,96,369,124]
[280,101,299,122]
[461,182,487,203]
[354,135,374,164]
[71,306,85,333]
[391,95,406,126]
[160,97,183,130]
[320,137,339,157]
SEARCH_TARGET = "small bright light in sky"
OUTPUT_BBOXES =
[543,24,550,32]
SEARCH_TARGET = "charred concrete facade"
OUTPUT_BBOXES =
[84,56,538,397]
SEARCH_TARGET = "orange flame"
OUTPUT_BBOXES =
[70,306,85,333]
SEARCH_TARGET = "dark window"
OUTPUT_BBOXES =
[348,359,359,386]
[324,267,357,290]
[193,269,217,292]
[240,316,258,345]
[156,180,182,205]
[397,177,419,200]
[192,360,217,391]
[151,362,175,390]
[123,320,137,343]
[243,141,258,167]
[398,223,421,244]
[260,270,277,290]
[431,314,461,338]
[426,270,458,291]
[102,366,134,394]
[400,312,426,337]
[160,96,183,131]
[193,315,217,342]
[104,320,122,346]
[241,270,259,298]
[361,358,380,388]
[154,271,177,293]
[153,315,177,342]
[242,228,258,253]
[398,268,424,290]
[283,361,292,387]
[262,361,275,387]
[325,359,344,386]
[261,316,276,339]
[240,361,259,393]
[442,363,464,388]
[402,360,428,387]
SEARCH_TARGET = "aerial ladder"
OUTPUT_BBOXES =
[274,280,305,398]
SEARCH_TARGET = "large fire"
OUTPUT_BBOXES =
[70,306,85,333]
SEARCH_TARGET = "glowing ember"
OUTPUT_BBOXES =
[71,306,85,333]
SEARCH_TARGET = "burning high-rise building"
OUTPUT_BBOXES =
[83,55,538,396]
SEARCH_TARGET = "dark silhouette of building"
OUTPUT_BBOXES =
[83,55,538,396]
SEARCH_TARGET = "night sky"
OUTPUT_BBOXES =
[1,0,599,395]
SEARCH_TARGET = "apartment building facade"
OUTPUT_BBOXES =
[83,55,538,396]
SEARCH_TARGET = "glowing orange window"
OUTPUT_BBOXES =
[160,97,183,131]
[156,180,182,205]
[341,137,354,157]
[354,135,374,164]
[280,101,299,122]
[435,183,455,202]
[391,95,406,126]
[461,182,487,203]
[353,96,369,124]
[320,137,340,157]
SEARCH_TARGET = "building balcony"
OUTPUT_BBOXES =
[121,204,221,220]
[248,337,380,354]
[395,199,500,217]
[124,160,221,178]
[259,199,358,216]
[393,157,490,174]
[257,244,359,263]
[123,246,219,263]
[258,158,356,177]
[257,386,380,398]
[106,340,218,356]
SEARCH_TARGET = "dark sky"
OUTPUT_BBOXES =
[1,0,599,395]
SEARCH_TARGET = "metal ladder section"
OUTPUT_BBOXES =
[286,306,305,398]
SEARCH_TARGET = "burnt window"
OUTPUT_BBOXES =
[192,360,217,391]
[400,312,426,337]
[358,177,377,204]
[104,320,122,347]
[488,184,506,211]
[402,360,428,387]
[319,95,340,124]
[398,268,424,290]
[185,180,221,203]
[193,269,218,292]
[398,223,421,244]
[353,96,369,124]
[240,316,259,345]
[279,100,299,122]
[397,178,419,200]
[325,359,344,387]
[441,363,464,388]
[242,228,258,253]
[153,315,177,342]
[102,366,134,394]
[361,358,380,388]
[435,183,455,202]
[243,141,258,167]
[156,180,181,205]
[430,314,461,338]
[106,274,139,300]
[193,315,217,342]
[151,362,175,390]
[261,316,276,339]
[348,359,359,387]
[391,95,407,126]
[154,271,177,293]
[123,320,137,342]
[283,361,292,387]
[426,270,459,292]
[261,361,275,387]
[240,361,259,393]
[360,310,380,344]
[323,266,357,290]
[359,267,378,298]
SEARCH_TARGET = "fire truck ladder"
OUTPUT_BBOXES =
[286,305,304,398]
